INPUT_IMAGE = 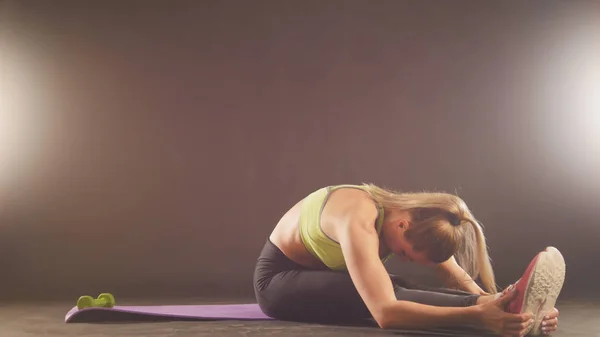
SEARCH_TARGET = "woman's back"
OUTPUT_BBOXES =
[269,185,386,270]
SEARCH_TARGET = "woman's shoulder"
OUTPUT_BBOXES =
[325,185,380,220]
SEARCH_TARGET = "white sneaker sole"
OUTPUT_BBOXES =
[520,246,566,336]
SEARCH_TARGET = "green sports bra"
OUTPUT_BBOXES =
[298,184,392,270]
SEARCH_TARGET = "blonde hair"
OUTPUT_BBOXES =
[361,183,498,294]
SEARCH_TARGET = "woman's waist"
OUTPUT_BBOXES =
[267,230,328,270]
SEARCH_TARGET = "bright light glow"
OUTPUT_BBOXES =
[0,32,46,190]
[539,16,600,196]
[567,46,600,150]
[0,44,22,187]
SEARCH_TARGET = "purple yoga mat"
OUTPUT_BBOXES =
[65,303,496,336]
[65,303,274,323]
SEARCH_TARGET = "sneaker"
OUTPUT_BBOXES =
[506,246,566,336]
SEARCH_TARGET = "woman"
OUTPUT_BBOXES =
[253,184,565,336]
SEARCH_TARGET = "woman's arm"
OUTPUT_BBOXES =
[335,197,483,329]
[435,256,488,295]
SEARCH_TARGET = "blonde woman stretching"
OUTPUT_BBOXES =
[253,184,565,336]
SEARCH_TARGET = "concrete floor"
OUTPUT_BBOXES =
[0,297,596,337]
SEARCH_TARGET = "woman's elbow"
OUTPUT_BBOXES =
[372,312,390,329]
[373,301,405,330]
[375,316,394,330]
[375,313,400,330]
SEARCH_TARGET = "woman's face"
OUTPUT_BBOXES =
[382,211,434,265]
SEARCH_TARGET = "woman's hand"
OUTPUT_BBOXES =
[500,284,560,335]
[477,288,534,337]
[539,308,559,335]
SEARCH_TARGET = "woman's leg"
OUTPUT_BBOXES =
[254,239,481,324]
[389,274,481,307]
[253,239,371,324]
[394,286,480,307]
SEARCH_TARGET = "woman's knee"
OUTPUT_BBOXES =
[254,287,298,320]
[253,275,290,319]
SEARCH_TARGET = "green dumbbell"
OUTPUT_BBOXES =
[77,293,116,310]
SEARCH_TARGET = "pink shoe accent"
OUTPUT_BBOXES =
[506,252,543,313]
[504,247,566,336]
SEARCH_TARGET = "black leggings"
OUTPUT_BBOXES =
[253,238,480,324]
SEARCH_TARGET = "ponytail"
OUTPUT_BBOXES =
[467,220,498,294]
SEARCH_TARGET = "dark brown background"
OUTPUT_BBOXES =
[0,0,598,302]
